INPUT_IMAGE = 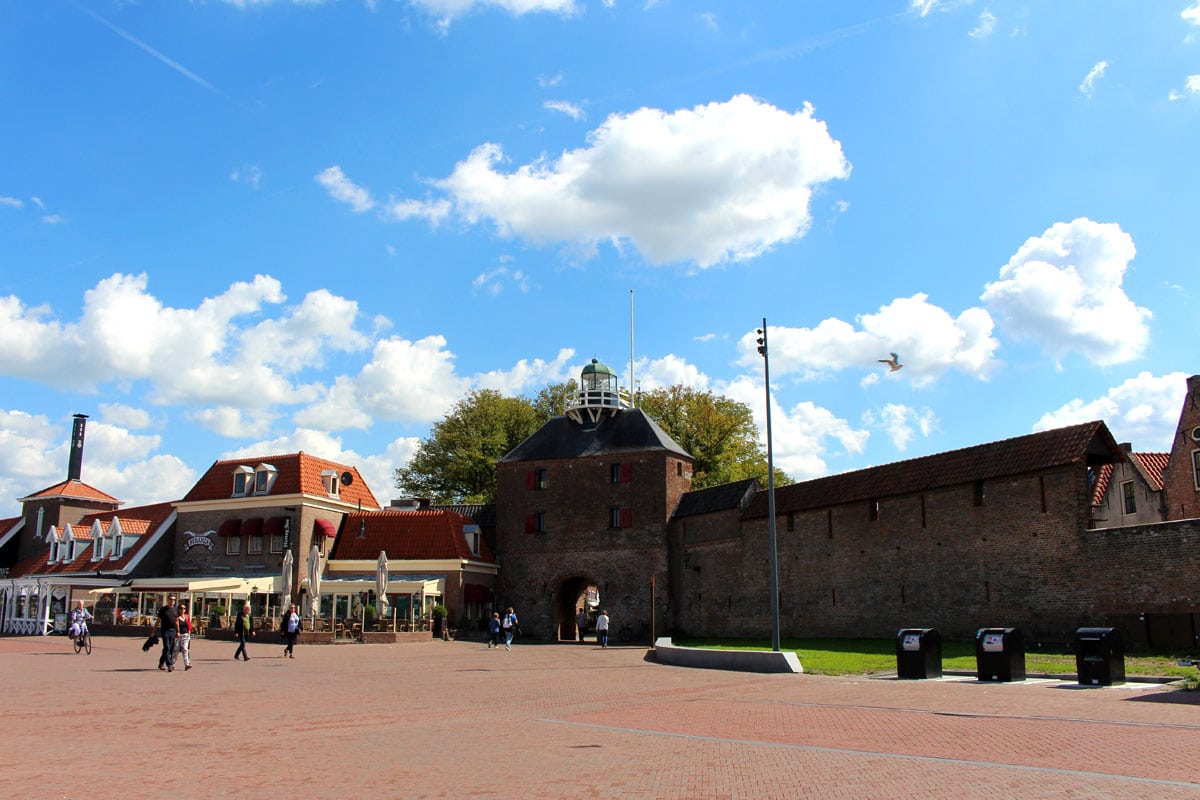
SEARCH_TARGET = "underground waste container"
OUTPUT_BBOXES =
[1074,627,1125,686]
[896,628,942,679]
[975,627,1026,682]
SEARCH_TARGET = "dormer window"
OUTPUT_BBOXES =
[322,470,340,497]
[464,524,481,556]
[232,466,254,497]
[254,463,278,495]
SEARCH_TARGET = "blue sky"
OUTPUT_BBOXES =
[2,0,1198,516]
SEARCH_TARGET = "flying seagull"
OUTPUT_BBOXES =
[879,352,903,372]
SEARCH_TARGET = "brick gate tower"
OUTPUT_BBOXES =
[495,359,693,642]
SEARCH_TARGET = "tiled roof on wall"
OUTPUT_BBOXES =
[181,452,380,508]
[744,421,1121,519]
[1131,452,1170,491]
[674,479,759,519]
[330,510,495,562]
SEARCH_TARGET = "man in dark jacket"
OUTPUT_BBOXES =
[156,595,179,672]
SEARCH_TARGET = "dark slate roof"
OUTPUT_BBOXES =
[673,479,759,520]
[744,421,1121,520]
[434,503,496,528]
[498,409,691,463]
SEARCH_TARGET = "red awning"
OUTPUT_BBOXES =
[217,519,241,537]
[464,584,493,602]
[240,517,264,537]
[314,519,336,538]
[263,517,286,537]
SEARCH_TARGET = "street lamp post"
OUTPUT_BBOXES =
[756,319,781,652]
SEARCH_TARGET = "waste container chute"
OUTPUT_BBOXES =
[975,627,1026,682]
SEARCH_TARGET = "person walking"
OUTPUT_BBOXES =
[487,612,501,649]
[177,600,194,671]
[233,604,253,661]
[501,607,518,651]
[575,608,588,644]
[281,603,301,659]
[156,595,179,672]
[595,609,610,649]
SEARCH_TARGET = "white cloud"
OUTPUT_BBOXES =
[98,403,154,430]
[981,218,1150,366]
[42,214,64,225]
[0,196,23,209]
[544,100,585,120]
[699,11,718,30]
[472,266,533,296]
[316,165,375,213]
[969,9,997,38]
[383,196,451,224]
[408,0,578,26]
[537,72,563,88]
[0,410,195,511]
[353,335,472,423]
[473,348,575,395]
[1184,2,1200,25]
[863,403,937,450]
[189,406,278,438]
[738,294,1000,387]
[635,354,711,391]
[231,164,263,188]
[1080,61,1108,98]
[1033,371,1188,450]
[911,0,938,17]
[431,94,850,267]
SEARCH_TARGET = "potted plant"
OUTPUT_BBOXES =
[210,605,227,629]
[431,604,448,638]
[364,604,376,630]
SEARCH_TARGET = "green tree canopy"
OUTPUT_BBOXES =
[394,382,790,503]
[639,386,790,490]
[393,389,544,504]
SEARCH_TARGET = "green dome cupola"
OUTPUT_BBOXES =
[567,358,631,424]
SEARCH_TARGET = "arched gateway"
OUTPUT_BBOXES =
[495,359,693,642]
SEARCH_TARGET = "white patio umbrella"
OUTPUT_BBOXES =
[306,545,322,619]
[280,549,294,608]
[375,551,389,617]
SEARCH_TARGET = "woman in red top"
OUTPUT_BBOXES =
[177,601,194,671]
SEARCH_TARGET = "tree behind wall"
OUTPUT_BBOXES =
[394,382,789,503]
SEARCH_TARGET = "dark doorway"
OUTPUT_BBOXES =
[554,576,594,642]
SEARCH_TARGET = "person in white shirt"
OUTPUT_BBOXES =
[595,610,610,649]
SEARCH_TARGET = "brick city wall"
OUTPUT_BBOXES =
[667,464,1200,644]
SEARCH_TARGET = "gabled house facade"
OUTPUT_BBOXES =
[1,502,176,634]
[1090,446,1168,528]
[1164,374,1200,521]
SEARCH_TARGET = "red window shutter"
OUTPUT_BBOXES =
[525,470,536,490]
[619,507,632,528]
[620,463,632,483]
[524,514,536,534]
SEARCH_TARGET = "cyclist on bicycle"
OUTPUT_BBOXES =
[69,600,92,640]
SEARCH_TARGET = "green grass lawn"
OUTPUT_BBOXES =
[669,636,1200,680]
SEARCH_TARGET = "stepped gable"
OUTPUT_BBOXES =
[331,509,494,561]
[182,452,380,508]
[18,479,121,505]
[745,420,1122,519]
[498,408,691,463]
[673,479,759,519]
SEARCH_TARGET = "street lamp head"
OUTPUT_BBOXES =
[756,328,767,357]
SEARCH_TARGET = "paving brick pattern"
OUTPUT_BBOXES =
[3,635,1198,799]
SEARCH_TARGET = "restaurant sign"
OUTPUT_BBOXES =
[183,532,215,551]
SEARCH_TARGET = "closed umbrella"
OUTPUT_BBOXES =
[306,545,322,620]
[280,549,294,607]
[376,551,389,617]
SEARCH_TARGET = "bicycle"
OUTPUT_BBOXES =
[72,626,92,655]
